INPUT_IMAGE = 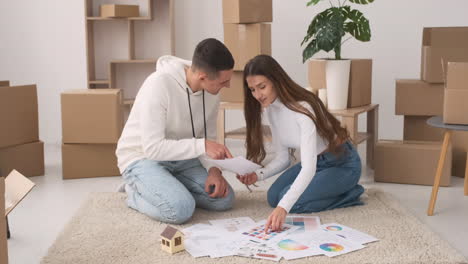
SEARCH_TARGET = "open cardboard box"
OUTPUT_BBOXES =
[0,170,35,264]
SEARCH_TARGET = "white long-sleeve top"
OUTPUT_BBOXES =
[255,99,328,212]
[116,56,218,173]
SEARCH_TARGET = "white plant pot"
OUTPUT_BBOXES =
[325,60,351,110]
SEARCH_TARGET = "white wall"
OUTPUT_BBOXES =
[1,0,468,144]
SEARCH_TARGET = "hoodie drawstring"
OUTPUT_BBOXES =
[186,88,207,139]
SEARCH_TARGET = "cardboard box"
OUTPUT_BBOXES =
[0,170,35,264]
[375,140,451,186]
[220,71,244,102]
[403,116,444,141]
[308,59,372,108]
[420,46,468,83]
[0,141,44,178]
[422,27,468,48]
[0,85,39,149]
[443,62,468,124]
[61,89,123,144]
[222,0,272,23]
[62,143,120,179]
[100,4,139,18]
[395,80,444,116]
[0,81,9,87]
[452,132,468,178]
[224,23,271,71]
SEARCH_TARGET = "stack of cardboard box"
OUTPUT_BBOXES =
[0,83,44,177]
[376,27,468,185]
[221,0,272,102]
[61,89,123,179]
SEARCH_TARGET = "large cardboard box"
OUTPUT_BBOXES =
[375,140,451,186]
[0,81,9,87]
[403,116,444,141]
[420,27,468,83]
[222,0,272,23]
[0,170,36,264]
[100,4,139,18]
[224,23,271,71]
[308,59,372,108]
[0,141,44,178]
[62,143,120,179]
[443,62,468,124]
[61,89,123,144]
[220,71,244,102]
[0,85,39,149]
[395,80,444,116]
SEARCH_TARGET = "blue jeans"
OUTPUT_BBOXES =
[267,141,364,213]
[122,158,235,224]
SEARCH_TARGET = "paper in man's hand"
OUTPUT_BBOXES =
[207,156,261,175]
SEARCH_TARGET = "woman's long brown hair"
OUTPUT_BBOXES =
[243,55,350,164]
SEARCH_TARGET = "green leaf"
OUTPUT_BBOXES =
[342,7,371,41]
[349,0,374,4]
[306,0,322,7]
[302,39,320,62]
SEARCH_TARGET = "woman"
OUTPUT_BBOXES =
[237,55,364,233]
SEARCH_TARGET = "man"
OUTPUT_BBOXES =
[116,38,235,224]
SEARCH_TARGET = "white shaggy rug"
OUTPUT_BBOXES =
[41,189,467,264]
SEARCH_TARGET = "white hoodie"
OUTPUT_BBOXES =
[116,55,219,173]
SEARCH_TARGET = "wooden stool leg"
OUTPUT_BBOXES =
[427,130,452,216]
[464,154,468,196]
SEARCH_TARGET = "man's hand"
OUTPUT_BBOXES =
[205,140,233,160]
[236,172,258,185]
[205,167,229,198]
[264,207,287,233]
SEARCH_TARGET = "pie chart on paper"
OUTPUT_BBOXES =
[278,239,309,251]
[319,243,344,252]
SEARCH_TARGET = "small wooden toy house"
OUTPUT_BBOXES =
[160,225,185,254]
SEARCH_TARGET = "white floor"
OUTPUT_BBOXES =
[7,141,468,264]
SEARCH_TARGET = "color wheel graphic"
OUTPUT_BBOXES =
[326,225,343,231]
[320,243,344,252]
[278,239,309,251]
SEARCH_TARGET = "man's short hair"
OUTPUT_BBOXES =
[192,38,234,79]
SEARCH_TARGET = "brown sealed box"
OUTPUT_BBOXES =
[62,143,120,179]
[222,0,272,23]
[100,4,139,18]
[0,81,9,87]
[61,89,123,144]
[220,71,244,102]
[375,140,451,186]
[395,80,444,116]
[422,27,468,48]
[403,116,444,141]
[308,59,372,108]
[443,62,468,124]
[224,23,271,71]
[0,141,44,177]
[0,85,39,149]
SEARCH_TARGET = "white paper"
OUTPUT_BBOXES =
[207,156,262,175]
[286,215,321,233]
[238,221,300,243]
[289,230,365,257]
[209,217,256,232]
[275,238,323,260]
[321,223,379,245]
[237,240,282,262]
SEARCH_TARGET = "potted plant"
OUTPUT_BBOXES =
[301,0,374,110]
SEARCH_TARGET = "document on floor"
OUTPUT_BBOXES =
[321,223,379,245]
[286,215,321,233]
[207,156,262,175]
[237,240,282,262]
[238,220,300,243]
[288,229,365,257]
[209,217,256,232]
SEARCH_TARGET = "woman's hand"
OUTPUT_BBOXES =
[264,206,287,233]
[236,172,258,185]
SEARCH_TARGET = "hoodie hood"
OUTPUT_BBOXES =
[156,55,201,95]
